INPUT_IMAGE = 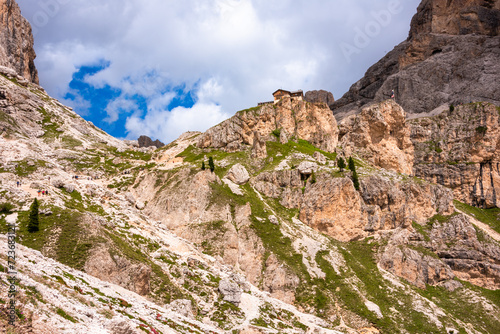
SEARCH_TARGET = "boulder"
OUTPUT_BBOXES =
[63,183,75,193]
[29,182,41,189]
[52,179,65,188]
[218,279,242,306]
[135,201,145,210]
[268,215,279,226]
[226,164,250,185]
[297,161,317,175]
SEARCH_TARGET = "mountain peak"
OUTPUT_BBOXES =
[0,0,38,84]
[408,0,500,39]
[331,0,500,119]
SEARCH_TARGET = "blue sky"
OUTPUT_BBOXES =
[17,0,421,143]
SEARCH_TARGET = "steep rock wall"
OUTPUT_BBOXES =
[0,0,38,83]
[410,102,500,208]
[339,100,414,175]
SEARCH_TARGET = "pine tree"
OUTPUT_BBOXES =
[352,170,360,191]
[348,157,356,172]
[337,157,346,172]
[208,157,215,173]
[28,198,39,233]
[201,161,206,170]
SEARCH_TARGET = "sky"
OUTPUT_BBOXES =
[17,0,421,144]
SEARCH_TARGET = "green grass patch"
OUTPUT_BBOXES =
[16,207,100,270]
[454,200,500,234]
[56,307,78,323]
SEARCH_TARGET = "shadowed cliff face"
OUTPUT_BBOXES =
[331,0,500,120]
[0,0,38,84]
[410,102,500,208]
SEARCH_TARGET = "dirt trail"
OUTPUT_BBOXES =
[457,209,500,243]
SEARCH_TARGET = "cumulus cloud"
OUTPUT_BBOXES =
[125,101,230,142]
[17,0,421,143]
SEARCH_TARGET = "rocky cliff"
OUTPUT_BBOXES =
[0,0,38,84]
[339,100,414,175]
[410,102,500,208]
[331,0,500,120]
[198,97,339,153]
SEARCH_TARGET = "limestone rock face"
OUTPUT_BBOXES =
[331,0,500,119]
[380,242,455,289]
[84,246,151,296]
[339,100,414,174]
[253,170,453,242]
[198,98,338,153]
[300,177,366,242]
[410,103,500,208]
[261,254,300,304]
[381,214,500,290]
[0,0,38,83]
[430,214,500,289]
[225,163,250,185]
[304,90,335,107]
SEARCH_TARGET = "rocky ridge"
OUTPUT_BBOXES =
[331,0,500,120]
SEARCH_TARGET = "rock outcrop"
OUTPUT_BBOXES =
[410,102,500,208]
[304,90,335,107]
[381,214,500,290]
[331,0,500,119]
[84,246,152,296]
[198,97,339,153]
[339,100,414,175]
[253,170,453,242]
[0,0,38,83]
[138,135,164,148]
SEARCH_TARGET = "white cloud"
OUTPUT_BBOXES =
[125,101,230,143]
[17,0,422,142]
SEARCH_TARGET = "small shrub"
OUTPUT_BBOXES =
[311,171,317,184]
[0,202,14,214]
[476,126,487,134]
[449,104,454,113]
[272,129,281,138]
[201,161,206,170]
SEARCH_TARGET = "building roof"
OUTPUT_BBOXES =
[272,89,303,96]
